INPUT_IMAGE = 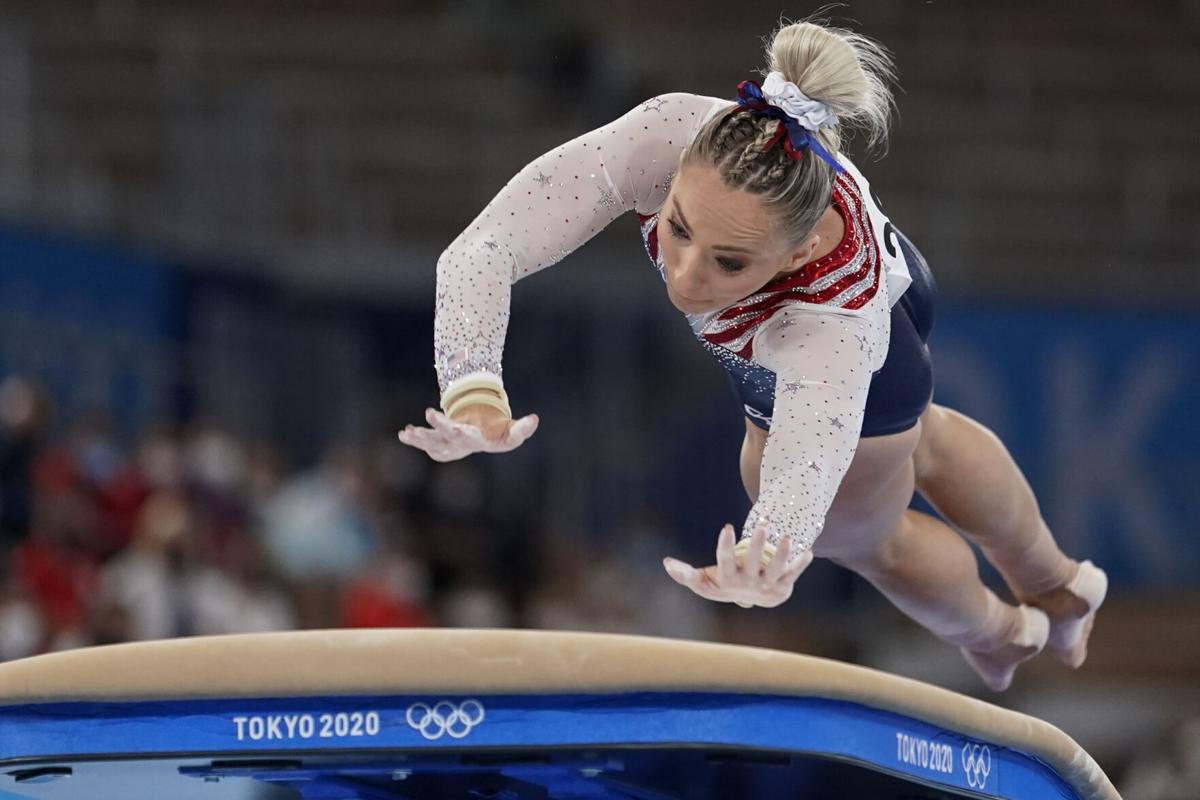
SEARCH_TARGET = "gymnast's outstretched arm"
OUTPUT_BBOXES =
[400,92,729,461]
[663,301,883,607]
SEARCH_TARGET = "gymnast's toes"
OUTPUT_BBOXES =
[961,606,1050,692]
[1024,560,1108,670]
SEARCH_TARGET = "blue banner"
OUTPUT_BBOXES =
[0,227,182,433]
[931,305,1200,586]
[0,692,1075,798]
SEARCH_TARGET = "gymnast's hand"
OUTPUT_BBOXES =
[662,523,813,609]
[398,406,539,462]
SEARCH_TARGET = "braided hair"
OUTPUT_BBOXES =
[682,18,896,244]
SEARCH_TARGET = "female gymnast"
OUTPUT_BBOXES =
[398,18,1107,691]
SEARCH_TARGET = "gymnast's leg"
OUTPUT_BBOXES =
[741,420,1047,691]
[911,403,1106,668]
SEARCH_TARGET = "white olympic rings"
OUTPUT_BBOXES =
[405,699,486,741]
[961,743,993,788]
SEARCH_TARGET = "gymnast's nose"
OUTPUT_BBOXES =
[668,250,709,300]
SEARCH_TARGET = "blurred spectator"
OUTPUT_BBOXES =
[185,425,247,497]
[0,557,43,661]
[135,426,185,492]
[585,514,718,641]
[31,412,136,559]
[0,377,53,550]
[98,491,195,641]
[88,597,132,647]
[187,534,295,636]
[526,513,718,640]
[260,445,378,580]
[10,487,101,650]
[244,440,286,512]
[441,574,513,628]
[340,535,434,629]
[184,424,252,564]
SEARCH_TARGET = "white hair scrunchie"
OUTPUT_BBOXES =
[761,71,839,131]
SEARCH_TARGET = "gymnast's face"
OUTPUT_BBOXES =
[657,163,822,315]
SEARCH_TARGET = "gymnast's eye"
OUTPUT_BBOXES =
[667,217,690,240]
[716,257,744,274]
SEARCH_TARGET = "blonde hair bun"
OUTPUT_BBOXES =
[767,18,896,154]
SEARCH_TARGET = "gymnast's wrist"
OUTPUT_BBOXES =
[446,391,512,423]
[441,374,512,421]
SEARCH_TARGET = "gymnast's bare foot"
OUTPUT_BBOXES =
[1019,560,1107,669]
[960,605,1050,692]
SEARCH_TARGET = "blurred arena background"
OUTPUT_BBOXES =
[0,0,1197,794]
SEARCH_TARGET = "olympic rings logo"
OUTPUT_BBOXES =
[405,700,486,740]
[961,743,993,788]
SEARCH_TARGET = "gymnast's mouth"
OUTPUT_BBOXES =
[666,285,715,312]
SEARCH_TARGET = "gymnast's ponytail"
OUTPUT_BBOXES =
[766,18,896,156]
[682,16,896,243]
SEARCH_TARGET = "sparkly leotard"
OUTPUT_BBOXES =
[434,92,912,553]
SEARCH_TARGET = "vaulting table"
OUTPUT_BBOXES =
[0,629,1119,799]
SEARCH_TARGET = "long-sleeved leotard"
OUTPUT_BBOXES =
[434,92,908,554]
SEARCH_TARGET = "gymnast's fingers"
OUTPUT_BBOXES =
[453,426,491,451]
[764,534,791,583]
[663,557,702,590]
[427,408,470,438]
[397,425,438,450]
[400,427,473,462]
[482,413,539,452]
[690,568,735,604]
[781,548,815,584]
[694,579,734,604]
[418,439,463,462]
[715,524,738,580]
[746,524,768,574]
[505,414,540,445]
[663,559,727,603]
[402,426,448,451]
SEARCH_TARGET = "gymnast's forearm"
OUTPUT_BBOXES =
[433,93,716,404]
[745,309,874,553]
[433,239,514,396]
[746,398,857,553]
[432,154,611,399]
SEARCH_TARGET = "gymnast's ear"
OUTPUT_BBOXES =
[780,231,822,275]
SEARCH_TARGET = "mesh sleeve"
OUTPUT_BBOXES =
[433,93,729,392]
[743,293,890,553]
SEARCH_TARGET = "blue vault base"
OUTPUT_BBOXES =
[3,691,1067,799]
[0,629,1117,799]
